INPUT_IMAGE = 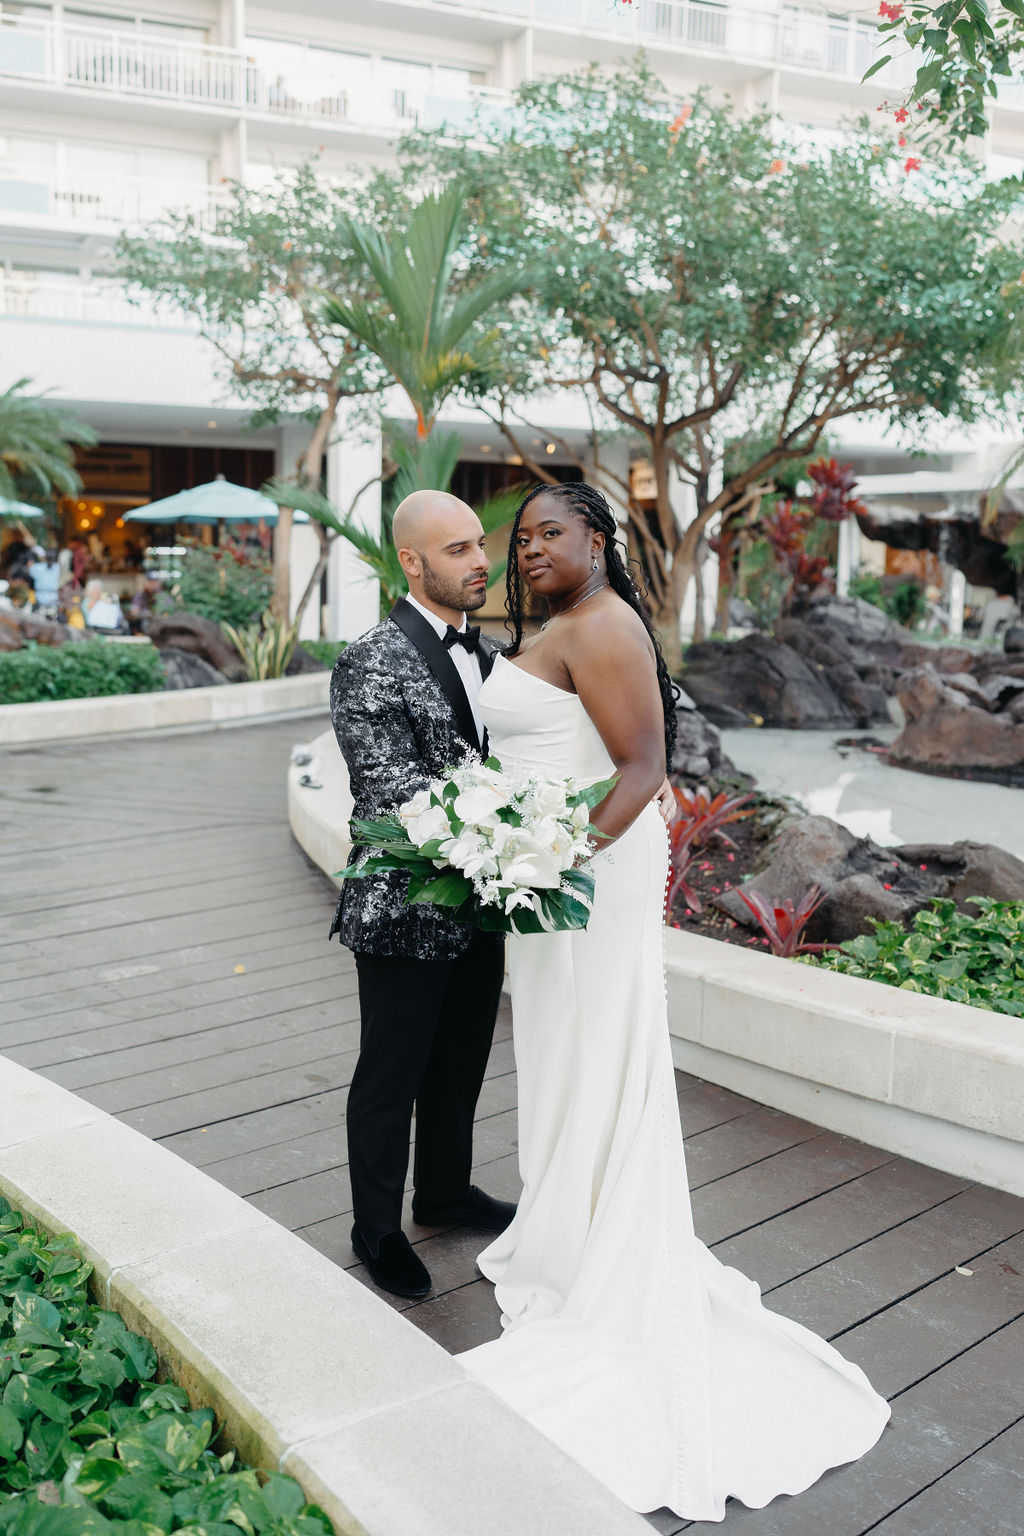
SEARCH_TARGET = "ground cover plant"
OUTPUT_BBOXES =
[166,544,273,630]
[809,898,1024,1017]
[0,643,165,705]
[0,1199,332,1536]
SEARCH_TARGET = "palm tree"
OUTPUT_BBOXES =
[0,379,96,503]
[263,428,523,623]
[320,183,533,437]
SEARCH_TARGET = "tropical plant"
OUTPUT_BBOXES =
[672,786,754,850]
[735,885,834,957]
[402,63,1024,662]
[320,183,534,438]
[812,898,1024,1016]
[0,640,165,705]
[0,378,95,503]
[169,541,273,628]
[667,828,702,914]
[263,432,523,619]
[0,1196,332,1532]
[873,0,1024,140]
[221,611,299,680]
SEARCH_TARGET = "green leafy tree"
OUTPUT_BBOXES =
[0,378,95,504]
[403,63,1024,664]
[116,163,384,621]
[872,0,1024,139]
[321,182,535,437]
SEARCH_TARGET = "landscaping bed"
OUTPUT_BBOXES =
[0,1199,330,1536]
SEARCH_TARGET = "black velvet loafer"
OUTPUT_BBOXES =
[412,1185,517,1233]
[351,1225,431,1299]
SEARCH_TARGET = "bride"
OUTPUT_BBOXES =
[458,481,890,1521]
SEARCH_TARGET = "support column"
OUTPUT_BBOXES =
[948,569,966,638]
[836,514,861,597]
[274,423,320,642]
[325,417,382,642]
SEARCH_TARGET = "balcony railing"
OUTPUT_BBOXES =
[0,272,197,328]
[0,173,223,230]
[0,5,937,115]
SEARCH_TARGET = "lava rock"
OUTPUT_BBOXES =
[145,612,244,678]
[671,690,736,781]
[1004,626,1024,655]
[160,647,228,690]
[715,814,1024,942]
[0,607,90,649]
[890,664,1024,779]
[683,634,858,730]
[800,592,905,646]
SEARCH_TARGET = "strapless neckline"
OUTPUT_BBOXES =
[495,652,581,703]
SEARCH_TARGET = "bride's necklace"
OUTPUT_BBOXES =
[542,581,608,628]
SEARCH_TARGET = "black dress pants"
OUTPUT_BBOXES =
[349,930,505,1238]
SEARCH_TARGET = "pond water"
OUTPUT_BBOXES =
[720,727,1024,859]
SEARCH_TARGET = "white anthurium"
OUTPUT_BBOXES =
[454,782,507,827]
[502,843,563,890]
[404,803,452,848]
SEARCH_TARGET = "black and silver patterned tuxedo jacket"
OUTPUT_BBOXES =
[328,598,498,959]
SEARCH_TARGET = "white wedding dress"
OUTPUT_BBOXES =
[458,655,890,1521]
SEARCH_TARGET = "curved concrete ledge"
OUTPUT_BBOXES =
[0,1054,648,1536]
[664,931,1024,1197]
[289,734,1024,1197]
[1,672,330,746]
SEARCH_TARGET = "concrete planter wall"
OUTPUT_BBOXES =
[289,727,1024,1197]
[1,673,331,746]
[0,1056,648,1536]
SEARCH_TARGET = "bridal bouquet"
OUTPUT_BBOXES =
[339,757,616,935]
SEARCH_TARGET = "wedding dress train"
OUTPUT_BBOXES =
[458,655,890,1521]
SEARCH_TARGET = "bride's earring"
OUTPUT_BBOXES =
[592,556,599,572]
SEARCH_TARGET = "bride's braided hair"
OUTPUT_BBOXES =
[504,481,678,765]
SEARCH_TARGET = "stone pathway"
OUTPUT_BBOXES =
[2,717,1023,1533]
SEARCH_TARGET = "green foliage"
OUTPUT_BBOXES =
[0,643,165,705]
[170,545,273,629]
[0,380,96,503]
[875,0,1024,140]
[847,572,929,628]
[811,898,1024,1016]
[296,639,347,668]
[221,613,298,680]
[0,1199,332,1536]
[320,183,534,437]
[400,62,1024,629]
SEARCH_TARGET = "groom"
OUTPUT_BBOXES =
[328,489,513,1299]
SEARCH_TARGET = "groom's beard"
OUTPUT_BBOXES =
[420,556,488,613]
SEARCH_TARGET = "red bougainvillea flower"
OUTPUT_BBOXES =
[878,1,903,18]
[768,158,786,174]
[904,156,921,172]
[894,106,909,123]
[898,135,907,147]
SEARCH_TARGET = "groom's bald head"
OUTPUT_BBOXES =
[393,489,489,621]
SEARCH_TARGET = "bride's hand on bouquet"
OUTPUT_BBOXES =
[655,778,678,827]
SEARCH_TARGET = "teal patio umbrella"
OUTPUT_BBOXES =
[0,496,44,520]
[124,476,309,526]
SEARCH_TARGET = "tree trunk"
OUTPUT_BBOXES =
[291,524,332,637]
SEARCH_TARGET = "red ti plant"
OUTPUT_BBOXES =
[673,785,754,850]
[807,457,868,524]
[668,826,702,914]
[735,883,836,956]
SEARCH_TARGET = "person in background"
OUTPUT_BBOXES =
[69,537,88,587]
[28,547,62,614]
[128,575,162,633]
[83,577,125,631]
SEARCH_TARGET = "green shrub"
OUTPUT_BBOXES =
[169,543,272,628]
[811,898,1024,1017]
[0,642,165,705]
[295,639,347,668]
[0,1197,332,1536]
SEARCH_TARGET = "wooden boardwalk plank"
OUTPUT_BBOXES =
[6,718,1024,1536]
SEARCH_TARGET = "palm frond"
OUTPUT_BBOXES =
[389,430,463,502]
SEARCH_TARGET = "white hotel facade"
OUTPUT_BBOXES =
[2,0,1023,639]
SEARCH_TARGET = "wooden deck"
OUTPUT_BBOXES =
[2,717,1023,1534]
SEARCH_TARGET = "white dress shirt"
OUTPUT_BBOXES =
[405,593,485,747]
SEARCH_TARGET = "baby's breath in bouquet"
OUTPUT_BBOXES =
[338,757,616,935]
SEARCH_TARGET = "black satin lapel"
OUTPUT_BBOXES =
[389,599,480,751]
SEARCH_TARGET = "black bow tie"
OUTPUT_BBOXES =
[442,624,481,654]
